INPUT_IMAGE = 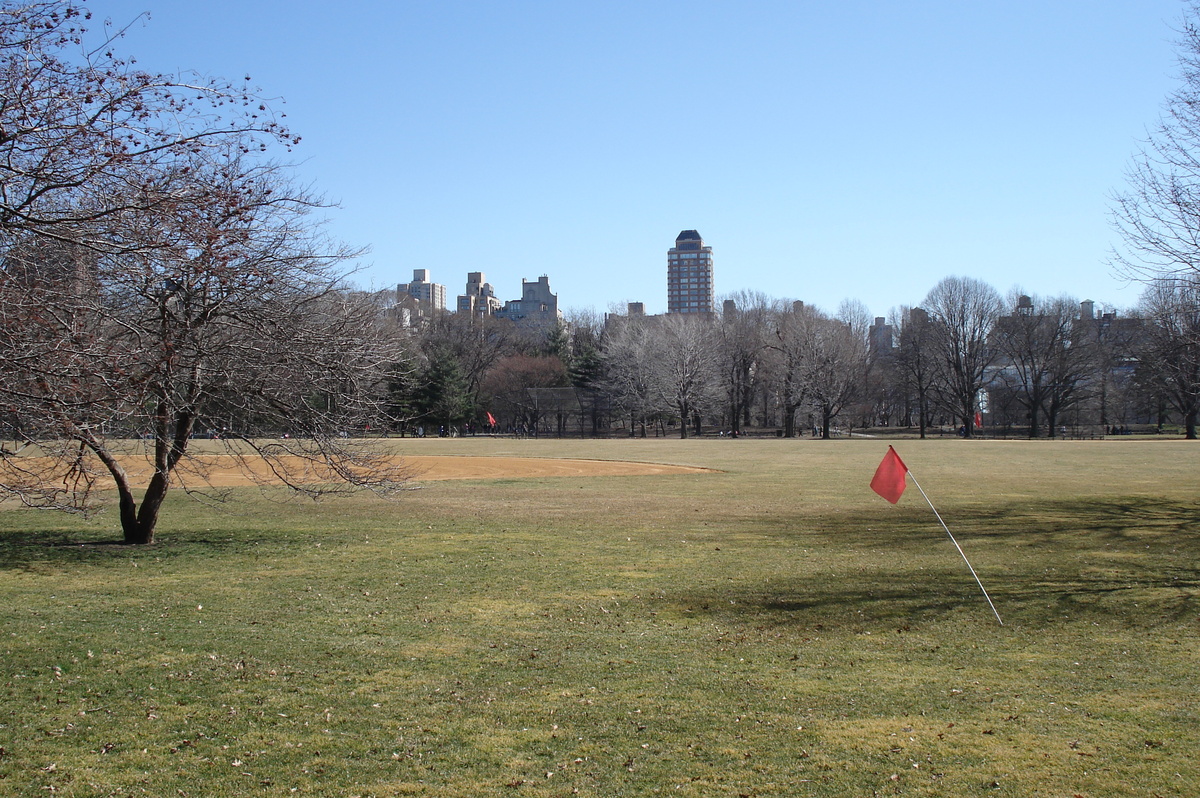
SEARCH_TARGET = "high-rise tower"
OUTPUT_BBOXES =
[456,272,503,316]
[667,230,714,314]
[397,269,447,311]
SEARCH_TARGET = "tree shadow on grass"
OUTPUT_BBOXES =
[681,496,1200,628]
[0,524,295,572]
[682,571,1200,631]
[724,495,1200,547]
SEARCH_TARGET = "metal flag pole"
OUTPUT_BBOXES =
[906,471,1004,626]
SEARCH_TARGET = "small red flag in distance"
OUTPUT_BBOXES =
[487,411,497,426]
[870,446,909,504]
[974,411,983,429]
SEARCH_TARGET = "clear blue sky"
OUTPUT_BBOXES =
[94,0,1184,319]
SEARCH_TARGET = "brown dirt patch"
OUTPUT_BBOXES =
[402,455,713,481]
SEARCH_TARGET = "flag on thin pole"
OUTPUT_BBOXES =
[870,446,908,504]
[486,411,497,426]
[870,446,1004,625]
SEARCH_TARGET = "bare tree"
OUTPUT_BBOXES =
[1082,306,1144,429]
[783,304,869,440]
[1108,3,1200,440]
[0,6,407,543]
[716,291,773,435]
[923,276,1003,437]
[599,314,657,437]
[649,314,720,438]
[770,302,819,438]
[992,292,1096,437]
[0,158,409,544]
[1111,3,1200,284]
[832,300,874,432]
[1137,279,1200,438]
[890,306,937,437]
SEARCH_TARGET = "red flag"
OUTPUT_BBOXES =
[974,411,983,429]
[486,411,497,426]
[870,446,909,504]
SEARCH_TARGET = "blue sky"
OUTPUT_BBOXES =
[93,0,1184,319]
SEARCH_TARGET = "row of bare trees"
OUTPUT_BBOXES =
[587,277,1179,441]
[389,273,1197,442]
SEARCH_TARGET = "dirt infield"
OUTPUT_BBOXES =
[101,454,713,486]
[403,455,713,481]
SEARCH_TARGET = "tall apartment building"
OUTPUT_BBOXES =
[397,269,447,311]
[868,316,894,354]
[667,230,714,314]
[496,275,562,330]
[457,272,503,316]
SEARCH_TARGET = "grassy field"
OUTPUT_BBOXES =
[0,437,1197,797]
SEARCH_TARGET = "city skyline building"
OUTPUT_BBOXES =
[495,275,562,330]
[457,271,503,316]
[667,230,714,314]
[397,268,447,311]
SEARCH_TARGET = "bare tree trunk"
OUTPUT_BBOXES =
[128,473,168,545]
[782,403,797,438]
[83,439,167,544]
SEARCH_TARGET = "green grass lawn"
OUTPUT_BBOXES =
[1,438,1197,796]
